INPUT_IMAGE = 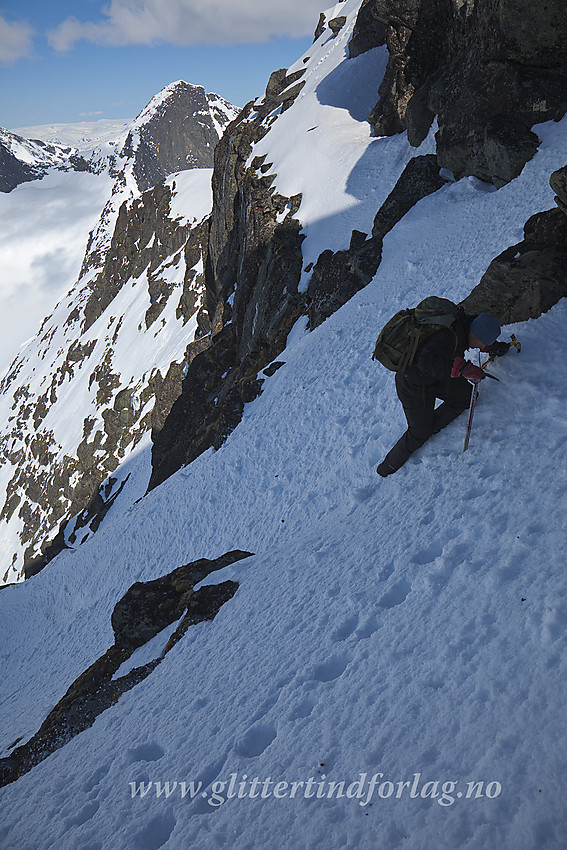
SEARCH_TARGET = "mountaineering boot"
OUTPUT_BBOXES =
[376,460,396,477]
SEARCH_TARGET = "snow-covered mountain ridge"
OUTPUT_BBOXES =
[1,1,567,847]
[0,82,239,582]
[0,126,89,193]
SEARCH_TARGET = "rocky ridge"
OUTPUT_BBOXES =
[150,1,567,489]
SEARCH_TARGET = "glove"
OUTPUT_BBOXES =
[488,341,510,357]
[451,356,485,383]
[461,363,485,383]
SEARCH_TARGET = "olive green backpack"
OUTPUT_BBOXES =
[372,296,459,372]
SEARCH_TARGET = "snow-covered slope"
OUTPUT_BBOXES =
[0,2,566,847]
[0,127,78,172]
[0,209,566,848]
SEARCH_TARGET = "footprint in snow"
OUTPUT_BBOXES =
[492,426,516,443]
[312,653,351,683]
[355,614,381,639]
[133,809,176,850]
[289,695,317,720]
[331,614,359,642]
[411,542,443,565]
[464,485,486,501]
[378,580,411,609]
[83,762,111,793]
[351,485,376,503]
[62,800,100,829]
[542,602,567,645]
[234,723,277,757]
[126,742,165,764]
[479,464,501,479]
[420,510,435,526]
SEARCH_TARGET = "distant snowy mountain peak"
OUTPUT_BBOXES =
[132,80,238,131]
[80,81,240,281]
[117,81,240,193]
[3,81,239,197]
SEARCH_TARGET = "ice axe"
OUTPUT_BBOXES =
[481,333,521,371]
[462,334,520,452]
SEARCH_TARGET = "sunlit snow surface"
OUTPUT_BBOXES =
[1,1,567,847]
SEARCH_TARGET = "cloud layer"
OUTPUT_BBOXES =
[48,0,326,51]
[0,15,34,65]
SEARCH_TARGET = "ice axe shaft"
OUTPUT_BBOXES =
[463,382,478,452]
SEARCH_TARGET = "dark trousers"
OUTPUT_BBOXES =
[383,373,472,471]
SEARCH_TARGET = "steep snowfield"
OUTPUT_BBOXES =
[1,3,567,848]
[1,266,566,850]
[249,5,410,289]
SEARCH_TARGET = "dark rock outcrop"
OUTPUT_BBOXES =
[462,166,567,322]
[353,0,567,186]
[348,0,387,58]
[314,13,327,41]
[0,550,251,787]
[112,550,250,649]
[0,143,42,193]
[124,82,238,193]
[550,165,567,216]
[82,180,193,333]
[462,206,567,323]
[329,16,348,36]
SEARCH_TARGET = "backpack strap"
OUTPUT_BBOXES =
[399,326,422,374]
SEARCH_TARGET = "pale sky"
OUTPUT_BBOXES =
[0,0,327,126]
